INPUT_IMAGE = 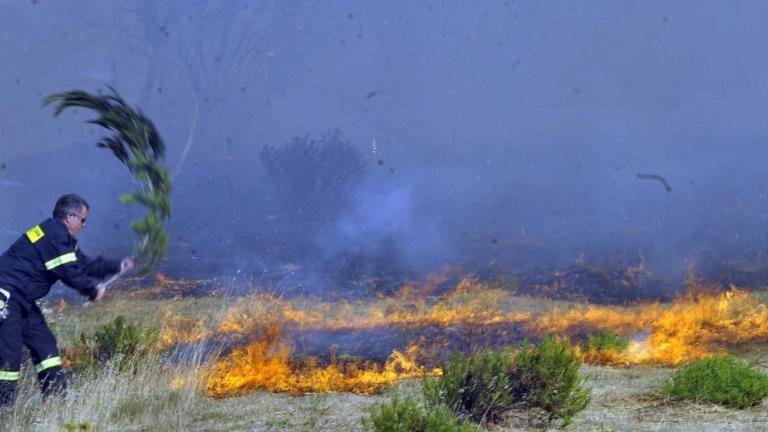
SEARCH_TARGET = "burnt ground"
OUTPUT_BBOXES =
[42,247,768,310]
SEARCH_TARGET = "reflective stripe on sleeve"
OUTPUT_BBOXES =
[0,370,21,381]
[44,253,77,270]
[35,356,63,373]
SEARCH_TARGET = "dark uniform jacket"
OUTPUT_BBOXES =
[0,218,120,305]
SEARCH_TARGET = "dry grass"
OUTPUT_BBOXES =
[0,351,210,432]
[562,366,768,432]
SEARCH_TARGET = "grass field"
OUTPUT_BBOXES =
[2,278,768,431]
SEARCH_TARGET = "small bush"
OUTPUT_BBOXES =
[662,355,768,408]
[511,335,591,426]
[423,350,514,425]
[362,394,476,432]
[579,331,630,364]
[581,331,629,353]
[424,336,590,427]
[66,316,159,371]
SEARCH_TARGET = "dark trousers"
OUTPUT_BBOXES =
[0,294,66,407]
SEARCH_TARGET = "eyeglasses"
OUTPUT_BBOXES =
[68,213,87,224]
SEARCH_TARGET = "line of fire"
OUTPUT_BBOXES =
[64,259,767,400]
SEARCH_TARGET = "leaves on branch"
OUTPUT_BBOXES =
[44,87,171,276]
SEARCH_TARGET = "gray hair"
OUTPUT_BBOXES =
[53,194,90,220]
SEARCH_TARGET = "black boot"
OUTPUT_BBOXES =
[38,366,67,399]
[0,379,17,408]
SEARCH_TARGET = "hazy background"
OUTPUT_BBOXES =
[2,1,768,298]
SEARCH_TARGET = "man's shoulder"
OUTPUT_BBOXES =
[33,219,69,244]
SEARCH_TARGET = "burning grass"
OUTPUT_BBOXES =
[115,274,768,400]
[40,275,768,390]
[10,273,768,430]
[205,310,441,397]
[207,337,436,397]
[577,331,630,365]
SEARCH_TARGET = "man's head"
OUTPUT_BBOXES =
[53,194,90,237]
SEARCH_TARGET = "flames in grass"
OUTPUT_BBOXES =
[548,288,768,366]
[206,323,436,397]
[154,273,768,398]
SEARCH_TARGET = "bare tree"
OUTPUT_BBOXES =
[116,1,308,168]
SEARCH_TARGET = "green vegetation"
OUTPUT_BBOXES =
[362,394,477,432]
[662,355,768,408]
[423,350,514,425]
[423,336,590,427]
[66,316,159,372]
[510,335,591,426]
[45,87,171,276]
[62,423,92,432]
[581,331,630,353]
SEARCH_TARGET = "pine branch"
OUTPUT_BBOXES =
[44,87,172,276]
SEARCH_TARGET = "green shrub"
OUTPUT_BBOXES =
[424,336,590,427]
[423,350,514,425]
[67,316,159,371]
[362,394,476,432]
[580,331,629,353]
[662,355,768,408]
[511,335,591,426]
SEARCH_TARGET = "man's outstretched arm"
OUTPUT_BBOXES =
[76,249,121,280]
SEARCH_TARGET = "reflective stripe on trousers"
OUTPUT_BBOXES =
[35,356,63,373]
[0,370,20,381]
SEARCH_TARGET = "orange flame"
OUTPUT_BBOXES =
[154,275,768,397]
[205,323,438,398]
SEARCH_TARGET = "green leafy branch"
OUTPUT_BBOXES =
[44,87,171,276]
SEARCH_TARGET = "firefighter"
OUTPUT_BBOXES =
[0,193,133,407]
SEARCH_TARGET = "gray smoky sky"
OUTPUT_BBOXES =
[2,1,768,295]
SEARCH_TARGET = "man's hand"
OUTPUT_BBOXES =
[94,283,106,302]
[120,257,135,274]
